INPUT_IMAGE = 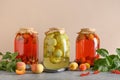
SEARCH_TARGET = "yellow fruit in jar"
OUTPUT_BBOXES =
[47,38,57,46]
[53,49,63,57]
[69,62,78,71]
[49,56,61,64]
[56,35,64,43]
[47,46,55,53]
[89,34,94,40]
[44,49,52,57]
[44,33,56,46]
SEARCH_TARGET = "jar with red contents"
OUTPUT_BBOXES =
[75,28,100,66]
[14,28,39,66]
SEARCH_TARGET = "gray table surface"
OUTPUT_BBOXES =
[0,70,120,80]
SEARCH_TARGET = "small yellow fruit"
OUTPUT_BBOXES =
[31,64,44,74]
[85,63,90,69]
[16,69,26,75]
[69,62,78,71]
[16,62,26,70]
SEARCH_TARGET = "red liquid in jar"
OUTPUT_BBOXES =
[14,29,39,65]
[76,30,100,66]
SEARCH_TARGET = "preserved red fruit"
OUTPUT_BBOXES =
[80,72,90,77]
[111,70,120,74]
[75,28,100,66]
[93,70,100,74]
[14,28,39,65]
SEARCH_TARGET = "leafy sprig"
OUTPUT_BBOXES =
[93,48,120,72]
[0,52,21,72]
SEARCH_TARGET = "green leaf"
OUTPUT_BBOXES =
[94,48,120,72]
[109,55,118,59]
[2,52,11,59]
[113,61,120,69]
[12,60,17,71]
[6,62,12,71]
[96,48,109,57]
[10,68,14,72]
[106,56,112,66]
[116,48,120,58]
[11,52,18,60]
[16,58,21,62]
[6,62,11,68]
[98,66,109,72]
[1,61,7,67]
[93,58,106,70]
[0,52,21,72]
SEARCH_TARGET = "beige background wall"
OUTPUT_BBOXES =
[0,0,120,61]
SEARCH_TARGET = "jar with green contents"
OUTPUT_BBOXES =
[43,28,70,71]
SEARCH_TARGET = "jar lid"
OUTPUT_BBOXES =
[17,27,38,34]
[78,28,95,34]
[45,27,65,35]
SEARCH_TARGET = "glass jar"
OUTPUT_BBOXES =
[43,28,70,70]
[75,28,100,66]
[14,28,39,65]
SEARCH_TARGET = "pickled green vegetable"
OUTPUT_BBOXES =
[44,49,52,57]
[56,34,64,42]
[53,49,63,57]
[49,56,62,64]
[44,34,54,45]
[47,38,57,46]
[46,33,54,38]
[47,46,55,53]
